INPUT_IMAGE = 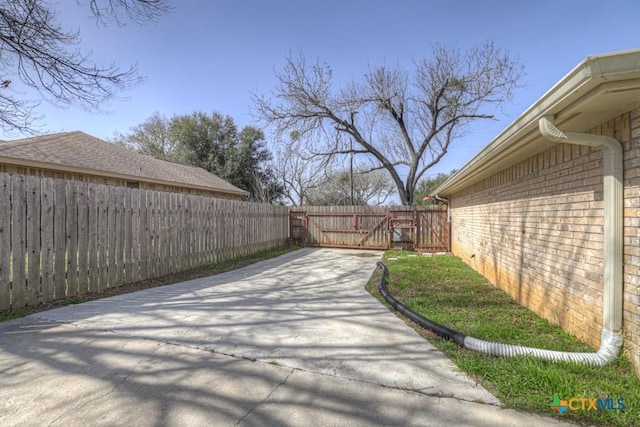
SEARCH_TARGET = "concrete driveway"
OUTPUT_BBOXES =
[0,248,573,426]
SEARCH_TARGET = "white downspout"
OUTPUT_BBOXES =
[539,116,623,347]
[462,117,623,365]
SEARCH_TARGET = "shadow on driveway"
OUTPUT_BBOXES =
[0,248,573,426]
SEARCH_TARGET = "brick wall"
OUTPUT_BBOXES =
[449,109,640,374]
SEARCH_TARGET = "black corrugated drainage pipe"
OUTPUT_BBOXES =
[376,261,620,366]
[376,261,466,346]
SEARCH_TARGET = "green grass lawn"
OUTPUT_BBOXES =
[366,251,640,427]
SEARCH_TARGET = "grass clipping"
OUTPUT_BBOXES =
[366,251,639,427]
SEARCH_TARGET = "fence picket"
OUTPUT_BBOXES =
[168,192,176,274]
[106,187,116,287]
[176,193,184,271]
[113,186,125,286]
[138,190,149,280]
[53,179,66,299]
[160,192,168,275]
[87,184,98,291]
[65,181,79,296]
[96,185,108,290]
[25,176,41,306]
[131,190,141,282]
[153,191,161,277]
[77,182,89,294]
[40,178,55,302]
[11,175,26,308]
[0,174,10,310]
[123,188,133,284]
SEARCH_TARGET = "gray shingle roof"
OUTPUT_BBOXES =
[0,131,248,196]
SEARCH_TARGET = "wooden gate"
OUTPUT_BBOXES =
[414,208,450,251]
[289,206,449,251]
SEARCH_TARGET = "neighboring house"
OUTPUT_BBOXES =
[434,49,640,374]
[0,131,248,199]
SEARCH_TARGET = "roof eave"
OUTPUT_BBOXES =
[435,49,640,196]
[0,156,249,197]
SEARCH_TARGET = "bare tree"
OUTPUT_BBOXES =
[86,0,170,25]
[308,168,395,206]
[255,41,523,205]
[250,169,283,204]
[271,139,331,206]
[0,0,170,133]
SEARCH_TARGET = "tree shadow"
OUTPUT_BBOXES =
[0,247,510,426]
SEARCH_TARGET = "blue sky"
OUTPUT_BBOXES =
[5,0,640,177]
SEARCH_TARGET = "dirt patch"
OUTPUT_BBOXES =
[351,252,378,257]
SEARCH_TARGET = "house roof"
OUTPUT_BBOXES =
[0,131,249,196]
[436,48,640,196]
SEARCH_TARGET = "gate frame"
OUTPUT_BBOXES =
[289,206,450,252]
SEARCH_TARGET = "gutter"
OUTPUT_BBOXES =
[435,49,640,196]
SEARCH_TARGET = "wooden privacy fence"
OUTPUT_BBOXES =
[289,205,450,251]
[0,172,289,311]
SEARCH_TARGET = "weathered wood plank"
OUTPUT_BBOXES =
[192,196,200,265]
[172,193,180,272]
[196,196,204,265]
[183,194,191,269]
[25,176,41,306]
[159,191,168,275]
[96,185,108,290]
[40,178,55,303]
[166,192,175,274]
[53,179,67,299]
[11,175,26,309]
[123,187,133,284]
[106,186,117,287]
[152,191,161,277]
[115,186,126,286]
[146,191,154,278]
[220,199,226,261]
[0,173,11,311]
[138,190,149,280]
[131,189,141,282]
[170,193,176,271]
[227,200,233,260]
[87,184,98,291]
[190,195,197,267]
[212,198,219,263]
[205,197,213,263]
[77,182,89,294]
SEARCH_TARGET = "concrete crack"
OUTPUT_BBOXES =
[234,368,294,426]
[33,319,501,409]
[255,363,502,408]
